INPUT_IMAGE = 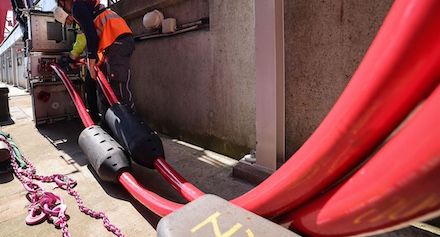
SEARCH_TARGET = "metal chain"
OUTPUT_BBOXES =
[62,178,124,237]
[1,137,124,237]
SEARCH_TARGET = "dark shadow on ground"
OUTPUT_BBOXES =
[36,119,89,166]
[87,161,189,229]
[35,119,191,229]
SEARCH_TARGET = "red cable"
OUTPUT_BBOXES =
[118,172,183,217]
[276,82,440,237]
[49,63,94,128]
[94,65,207,202]
[154,158,205,201]
[94,65,118,106]
[230,0,440,218]
[51,62,187,216]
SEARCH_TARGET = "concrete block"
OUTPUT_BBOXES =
[157,194,300,237]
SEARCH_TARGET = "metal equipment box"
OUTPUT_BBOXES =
[31,80,83,126]
[27,11,76,52]
[25,10,84,126]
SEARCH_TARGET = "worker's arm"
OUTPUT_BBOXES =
[63,32,87,70]
[72,0,99,79]
[69,32,86,60]
[87,58,97,80]
[60,29,86,72]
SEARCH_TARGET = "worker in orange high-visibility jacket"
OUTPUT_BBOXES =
[57,0,135,112]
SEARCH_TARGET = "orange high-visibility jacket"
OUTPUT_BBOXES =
[73,0,132,53]
[93,9,132,52]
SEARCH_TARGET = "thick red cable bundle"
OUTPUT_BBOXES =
[231,0,440,219]
[277,82,440,237]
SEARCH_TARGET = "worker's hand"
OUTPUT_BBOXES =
[87,58,97,80]
[58,55,76,72]
[58,56,71,72]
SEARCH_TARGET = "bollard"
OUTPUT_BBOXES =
[0,127,10,162]
[0,127,12,174]
[0,142,9,162]
[0,87,12,125]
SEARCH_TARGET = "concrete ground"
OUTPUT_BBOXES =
[0,82,439,237]
[0,82,255,237]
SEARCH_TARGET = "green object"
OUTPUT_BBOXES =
[0,132,27,168]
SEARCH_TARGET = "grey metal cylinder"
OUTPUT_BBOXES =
[78,125,131,183]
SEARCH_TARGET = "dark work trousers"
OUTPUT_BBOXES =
[98,34,135,114]
[83,68,99,122]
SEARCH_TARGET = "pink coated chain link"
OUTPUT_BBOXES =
[1,137,124,237]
